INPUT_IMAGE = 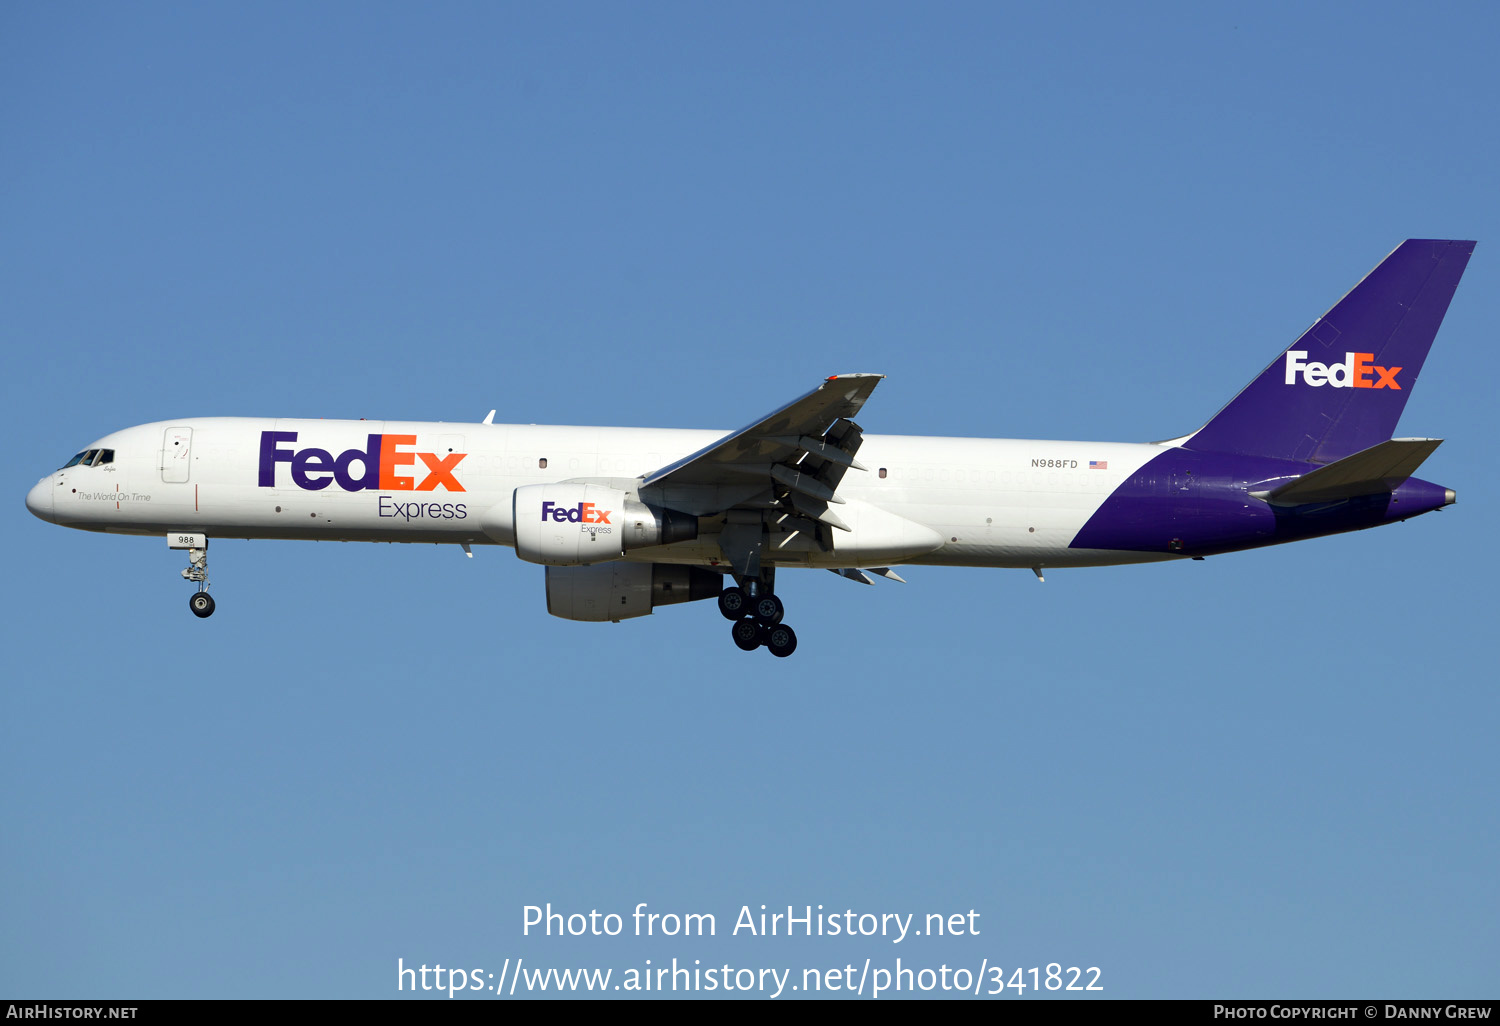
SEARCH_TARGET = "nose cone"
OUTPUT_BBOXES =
[26,478,54,523]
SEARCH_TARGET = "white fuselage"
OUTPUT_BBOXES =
[29,417,1178,571]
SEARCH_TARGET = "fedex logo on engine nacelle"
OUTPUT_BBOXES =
[540,500,612,525]
[257,431,466,492]
[1284,350,1402,389]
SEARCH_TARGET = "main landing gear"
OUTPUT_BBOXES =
[718,574,797,658]
[170,533,216,618]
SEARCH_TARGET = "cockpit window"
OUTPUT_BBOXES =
[61,448,113,469]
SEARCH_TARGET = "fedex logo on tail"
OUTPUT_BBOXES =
[540,500,612,525]
[1284,351,1401,389]
[258,431,466,492]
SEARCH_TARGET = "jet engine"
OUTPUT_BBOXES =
[513,483,697,565]
[545,562,723,622]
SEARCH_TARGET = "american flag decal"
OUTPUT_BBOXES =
[1089,460,1108,470]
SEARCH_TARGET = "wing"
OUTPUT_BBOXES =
[639,373,883,543]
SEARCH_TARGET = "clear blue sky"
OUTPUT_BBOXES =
[3,1,1496,999]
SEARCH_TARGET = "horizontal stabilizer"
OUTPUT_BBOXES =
[1252,438,1442,506]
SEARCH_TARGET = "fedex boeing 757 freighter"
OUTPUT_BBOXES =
[25,240,1474,657]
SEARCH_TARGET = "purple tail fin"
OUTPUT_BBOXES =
[1184,240,1475,463]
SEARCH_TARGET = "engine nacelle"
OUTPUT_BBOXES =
[545,562,723,622]
[513,483,697,566]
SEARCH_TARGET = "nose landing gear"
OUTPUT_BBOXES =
[170,533,215,618]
